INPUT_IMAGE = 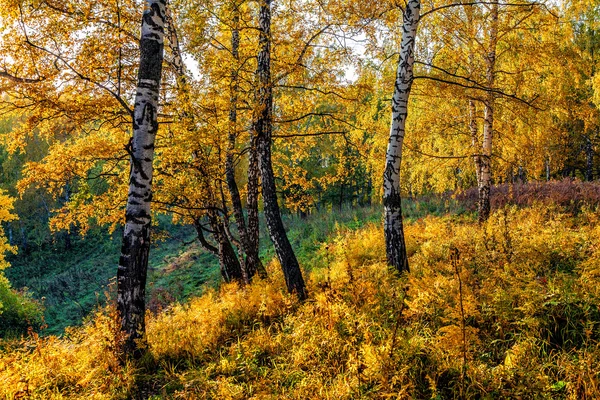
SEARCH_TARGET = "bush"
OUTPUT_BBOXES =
[0,274,43,338]
[455,178,600,213]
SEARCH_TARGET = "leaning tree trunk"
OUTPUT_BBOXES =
[255,0,306,299]
[194,217,242,282]
[478,0,498,223]
[208,211,245,283]
[166,5,247,283]
[117,0,165,358]
[383,0,420,274]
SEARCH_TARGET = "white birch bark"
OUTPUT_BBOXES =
[117,0,166,358]
[383,0,420,273]
[478,0,498,223]
[470,99,482,186]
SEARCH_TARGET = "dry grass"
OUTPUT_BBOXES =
[2,204,600,399]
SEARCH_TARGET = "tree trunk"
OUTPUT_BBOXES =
[469,100,481,186]
[208,211,244,283]
[224,4,264,282]
[255,0,306,299]
[585,135,594,181]
[466,1,481,190]
[383,0,420,274]
[117,0,165,359]
[478,0,498,223]
[247,137,266,278]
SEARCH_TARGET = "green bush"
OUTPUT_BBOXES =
[0,274,43,338]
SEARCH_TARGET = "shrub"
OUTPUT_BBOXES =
[0,274,43,338]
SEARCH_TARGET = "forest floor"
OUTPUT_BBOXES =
[5,196,450,335]
[2,181,600,398]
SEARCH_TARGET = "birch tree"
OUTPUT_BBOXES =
[477,0,498,222]
[117,0,166,357]
[224,1,264,282]
[383,0,420,273]
[255,0,307,300]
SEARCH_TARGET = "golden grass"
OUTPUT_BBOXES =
[2,204,600,399]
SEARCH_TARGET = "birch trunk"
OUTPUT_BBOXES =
[478,0,498,223]
[470,100,481,187]
[117,0,165,358]
[466,3,481,188]
[247,137,267,278]
[383,0,420,273]
[224,4,264,282]
[255,0,306,299]
[166,5,247,283]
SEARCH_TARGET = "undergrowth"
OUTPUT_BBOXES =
[2,203,600,398]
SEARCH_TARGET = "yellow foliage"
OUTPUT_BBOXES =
[2,204,600,398]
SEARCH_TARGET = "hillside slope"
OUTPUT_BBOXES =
[1,203,600,399]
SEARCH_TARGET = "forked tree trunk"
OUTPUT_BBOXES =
[478,0,498,223]
[117,0,166,358]
[225,3,265,282]
[166,5,249,283]
[255,0,306,299]
[194,217,243,282]
[383,0,420,274]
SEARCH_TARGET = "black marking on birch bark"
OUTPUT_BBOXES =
[130,176,146,189]
[118,0,165,360]
[382,0,419,274]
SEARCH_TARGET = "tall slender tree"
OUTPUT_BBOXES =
[255,0,307,300]
[477,0,498,222]
[225,1,265,282]
[117,0,166,358]
[383,0,420,273]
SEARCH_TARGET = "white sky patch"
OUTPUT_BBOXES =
[183,53,201,80]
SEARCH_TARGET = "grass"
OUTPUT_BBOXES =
[4,218,219,335]
[3,197,463,336]
[2,202,600,398]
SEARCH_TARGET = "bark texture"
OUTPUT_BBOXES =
[225,5,264,282]
[383,0,420,274]
[478,0,498,223]
[247,136,266,278]
[117,0,166,358]
[585,135,594,181]
[469,100,481,186]
[208,211,244,283]
[255,0,306,299]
